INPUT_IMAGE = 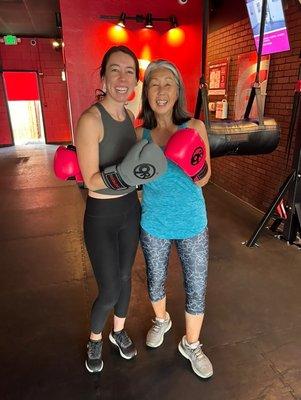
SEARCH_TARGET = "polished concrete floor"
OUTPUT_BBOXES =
[0,144,300,400]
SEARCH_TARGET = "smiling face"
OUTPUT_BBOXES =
[102,51,137,103]
[147,67,179,116]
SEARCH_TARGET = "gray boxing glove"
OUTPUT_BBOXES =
[101,139,167,191]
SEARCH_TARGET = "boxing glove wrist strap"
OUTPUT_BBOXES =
[192,161,208,182]
[101,165,130,190]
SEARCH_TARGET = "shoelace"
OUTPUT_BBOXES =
[151,319,164,333]
[192,344,205,360]
[88,341,102,359]
[115,330,132,347]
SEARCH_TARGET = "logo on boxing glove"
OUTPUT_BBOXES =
[133,163,156,180]
[191,146,205,166]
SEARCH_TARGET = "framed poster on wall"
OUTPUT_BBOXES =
[208,58,229,96]
[234,51,270,120]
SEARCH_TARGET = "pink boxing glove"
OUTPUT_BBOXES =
[53,145,83,183]
[164,128,206,177]
[192,161,208,182]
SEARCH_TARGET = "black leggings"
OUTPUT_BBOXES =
[84,191,141,334]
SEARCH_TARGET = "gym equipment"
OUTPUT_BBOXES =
[208,118,280,158]
[246,63,301,248]
[194,0,280,158]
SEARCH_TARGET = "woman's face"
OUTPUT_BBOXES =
[147,67,179,116]
[102,51,137,103]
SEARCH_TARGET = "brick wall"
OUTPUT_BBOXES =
[207,0,301,211]
[0,38,72,144]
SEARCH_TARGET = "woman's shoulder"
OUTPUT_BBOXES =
[76,105,103,143]
[186,118,207,140]
[186,118,205,131]
[78,105,102,126]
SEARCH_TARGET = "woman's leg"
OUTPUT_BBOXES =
[176,228,213,378]
[140,229,172,347]
[185,312,204,344]
[175,228,209,342]
[84,212,122,336]
[84,202,123,373]
[113,201,141,325]
[84,193,140,337]
[108,201,141,359]
[151,297,167,320]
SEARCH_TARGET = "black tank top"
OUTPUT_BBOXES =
[93,102,137,195]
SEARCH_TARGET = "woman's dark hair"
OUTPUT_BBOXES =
[95,88,106,102]
[100,46,139,81]
[138,59,191,129]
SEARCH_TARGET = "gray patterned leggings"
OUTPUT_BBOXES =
[140,228,209,315]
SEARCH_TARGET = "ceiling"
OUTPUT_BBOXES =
[0,0,247,39]
[0,0,60,38]
[209,0,247,32]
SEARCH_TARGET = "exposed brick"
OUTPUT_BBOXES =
[207,2,300,212]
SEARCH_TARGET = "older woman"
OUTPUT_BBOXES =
[136,59,213,379]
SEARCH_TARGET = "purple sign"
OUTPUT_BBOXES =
[246,0,290,55]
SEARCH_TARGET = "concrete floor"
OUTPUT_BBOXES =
[0,144,300,400]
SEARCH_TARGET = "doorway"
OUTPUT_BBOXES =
[3,71,45,145]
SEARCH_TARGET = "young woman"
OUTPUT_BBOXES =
[137,59,213,379]
[76,47,166,373]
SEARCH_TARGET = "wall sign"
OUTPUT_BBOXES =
[234,51,270,120]
[208,58,229,96]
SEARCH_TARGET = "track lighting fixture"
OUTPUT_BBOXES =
[117,12,126,28]
[99,13,179,30]
[145,13,153,29]
[169,15,179,28]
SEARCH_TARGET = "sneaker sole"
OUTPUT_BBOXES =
[178,342,213,379]
[109,333,137,360]
[146,319,172,348]
[85,360,104,373]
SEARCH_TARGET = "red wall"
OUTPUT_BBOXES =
[0,38,71,144]
[59,0,203,130]
[0,75,12,145]
[207,0,301,211]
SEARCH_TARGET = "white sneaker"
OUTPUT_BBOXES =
[146,314,172,348]
[178,336,213,378]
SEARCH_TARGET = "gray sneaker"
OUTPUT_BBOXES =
[146,316,172,348]
[178,336,213,378]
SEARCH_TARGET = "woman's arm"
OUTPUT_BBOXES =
[75,109,107,191]
[188,119,211,187]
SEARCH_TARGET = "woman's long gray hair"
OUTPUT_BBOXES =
[138,59,191,129]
